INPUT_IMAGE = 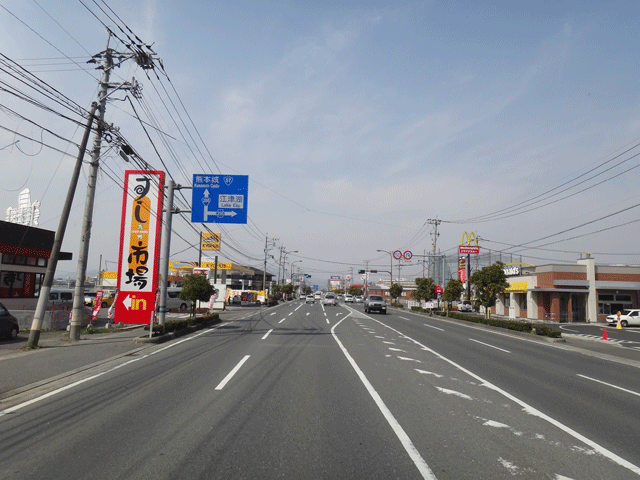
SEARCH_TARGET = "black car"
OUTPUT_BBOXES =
[0,302,19,340]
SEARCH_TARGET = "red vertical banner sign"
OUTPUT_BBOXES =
[114,171,165,324]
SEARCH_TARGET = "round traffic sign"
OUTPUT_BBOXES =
[403,250,413,260]
[393,250,403,260]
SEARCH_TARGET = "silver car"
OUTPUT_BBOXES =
[323,294,337,306]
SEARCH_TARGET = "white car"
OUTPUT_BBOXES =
[458,301,473,312]
[305,294,315,304]
[606,309,640,327]
[344,294,354,303]
[323,294,337,306]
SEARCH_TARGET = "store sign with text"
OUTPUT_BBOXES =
[115,170,165,324]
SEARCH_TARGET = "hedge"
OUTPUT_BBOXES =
[407,308,560,338]
[145,312,220,335]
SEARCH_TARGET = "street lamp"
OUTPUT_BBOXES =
[376,249,394,288]
[281,250,298,285]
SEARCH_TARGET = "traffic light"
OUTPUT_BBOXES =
[357,269,365,274]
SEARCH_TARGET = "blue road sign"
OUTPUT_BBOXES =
[313,285,318,291]
[191,174,248,224]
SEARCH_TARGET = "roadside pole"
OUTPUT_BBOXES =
[157,180,176,328]
[27,103,98,348]
[69,36,113,341]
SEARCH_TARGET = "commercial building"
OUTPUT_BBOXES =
[0,220,72,310]
[495,254,640,323]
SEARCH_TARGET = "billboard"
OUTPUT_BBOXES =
[115,170,165,324]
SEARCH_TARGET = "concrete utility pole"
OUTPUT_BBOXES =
[428,218,441,285]
[157,180,176,328]
[263,236,276,292]
[69,35,114,340]
[27,103,98,347]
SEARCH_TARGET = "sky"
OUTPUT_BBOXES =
[1,0,639,288]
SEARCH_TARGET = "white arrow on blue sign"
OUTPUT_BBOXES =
[191,174,248,224]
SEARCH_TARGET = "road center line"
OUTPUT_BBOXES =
[215,355,250,390]
[278,318,286,324]
[261,329,273,340]
[424,324,444,331]
[331,316,436,480]
[469,338,511,353]
[577,374,640,398]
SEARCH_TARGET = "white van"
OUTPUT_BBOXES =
[48,289,74,306]
[164,288,192,312]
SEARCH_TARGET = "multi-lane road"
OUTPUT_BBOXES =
[2,301,640,479]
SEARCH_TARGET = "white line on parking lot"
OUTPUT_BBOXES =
[261,329,273,340]
[577,374,640,398]
[215,355,250,390]
[469,338,511,353]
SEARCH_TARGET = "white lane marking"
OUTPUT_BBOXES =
[326,318,330,324]
[215,355,251,390]
[397,356,422,363]
[270,312,276,316]
[278,318,286,324]
[288,312,293,316]
[399,316,410,321]
[0,324,226,416]
[336,313,341,316]
[331,316,437,480]
[367,318,640,476]
[415,369,443,378]
[383,341,395,345]
[261,329,273,340]
[559,326,579,333]
[469,338,511,353]
[389,348,406,352]
[436,387,473,400]
[577,374,640,398]
[306,312,310,316]
[424,324,444,331]
[483,420,510,428]
[294,304,302,311]
[375,336,386,339]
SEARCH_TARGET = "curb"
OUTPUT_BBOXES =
[134,317,222,344]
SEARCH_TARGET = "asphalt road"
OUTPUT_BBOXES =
[1,302,640,479]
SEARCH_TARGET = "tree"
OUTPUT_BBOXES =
[441,279,463,316]
[413,277,436,302]
[389,283,403,303]
[348,286,363,296]
[179,274,215,319]
[469,262,509,319]
[282,284,295,299]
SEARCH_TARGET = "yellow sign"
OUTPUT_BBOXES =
[201,262,232,270]
[201,231,221,251]
[506,281,527,292]
[460,231,478,246]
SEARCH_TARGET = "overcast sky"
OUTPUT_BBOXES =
[1,0,639,287]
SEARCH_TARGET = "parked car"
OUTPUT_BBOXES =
[364,295,387,314]
[459,300,473,312]
[306,294,315,304]
[606,309,640,327]
[0,302,19,340]
[323,293,337,306]
[100,291,117,308]
[344,294,354,303]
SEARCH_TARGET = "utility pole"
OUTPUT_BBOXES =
[427,218,441,286]
[263,236,276,293]
[69,34,113,340]
[27,103,98,347]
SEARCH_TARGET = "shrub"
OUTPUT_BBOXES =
[391,302,404,308]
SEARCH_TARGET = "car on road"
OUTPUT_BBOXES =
[458,300,473,312]
[0,302,19,340]
[606,309,640,327]
[364,295,387,314]
[355,295,363,303]
[323,293,337,306]
[314,292,322,300]
[84,292,97,306]
[306,294,315,304]
[344,294,354,303]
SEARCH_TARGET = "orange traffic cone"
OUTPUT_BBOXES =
[602,328,608,340]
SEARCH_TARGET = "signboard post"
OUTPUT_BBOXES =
[114,171,165,324]
[192,174,248,224]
